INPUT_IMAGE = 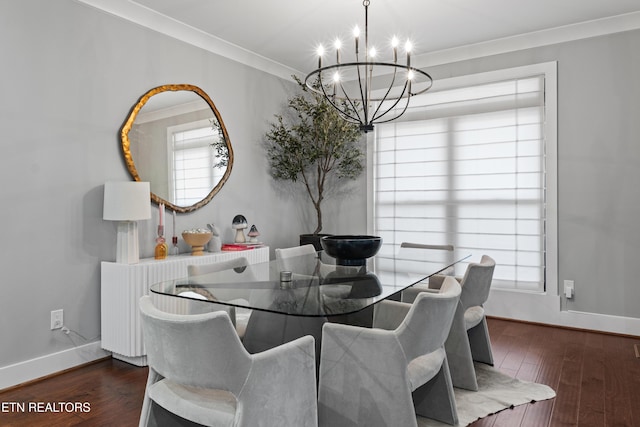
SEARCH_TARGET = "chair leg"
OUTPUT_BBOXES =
[468,317,494,366]
[412,359,459,426]
[139,369,160,427]
[445,303,478,391]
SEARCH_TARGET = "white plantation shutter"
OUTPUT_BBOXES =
[374,75,547,291]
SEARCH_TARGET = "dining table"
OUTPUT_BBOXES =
[149,244,471,357]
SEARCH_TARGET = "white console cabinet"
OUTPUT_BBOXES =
[101,247,269,366]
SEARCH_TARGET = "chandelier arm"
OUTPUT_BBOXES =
[373,83,413,124]
[355,60,370,127]
[337,79,366,124]
[313,71,363,124]
[368,66,400,122]
[371,80,410,123]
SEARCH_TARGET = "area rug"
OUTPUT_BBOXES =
[417,363,556,427]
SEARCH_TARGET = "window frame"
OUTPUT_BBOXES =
[367,61,558,297]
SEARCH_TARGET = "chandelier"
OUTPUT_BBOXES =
[304,0,433,133]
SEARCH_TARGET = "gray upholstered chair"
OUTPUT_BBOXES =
[402,254,496,391]
[138,295,317,427]
[318,276,462,427]
[275,244,335,277]
[275,244,318,274]
[398,242,456,281]
[187,257,254,338]
[243,245,327,358]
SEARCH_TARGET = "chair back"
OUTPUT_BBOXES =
[139,295,252,394]
[397,276,461,362]
[459,255,495,310]
[398,242,456,277]
[188,257,251,278]
[276,244,319,275]
[400,242,454,251]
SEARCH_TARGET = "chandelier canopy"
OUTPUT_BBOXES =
[304,0,433,133]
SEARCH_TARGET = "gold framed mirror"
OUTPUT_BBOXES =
[121,84,233,213]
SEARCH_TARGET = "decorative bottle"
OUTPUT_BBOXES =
[154,225,168,260]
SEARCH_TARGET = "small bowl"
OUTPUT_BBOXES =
[182,231,212,256]
[321,235,382,266]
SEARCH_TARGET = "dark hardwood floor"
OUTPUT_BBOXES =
[1,318,639,426]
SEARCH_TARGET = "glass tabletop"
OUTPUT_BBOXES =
[149,245,470,317]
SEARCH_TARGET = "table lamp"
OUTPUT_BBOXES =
[103,181,151,264]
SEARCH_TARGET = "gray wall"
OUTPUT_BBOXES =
[0,0,366,369]
[427,30,640,319]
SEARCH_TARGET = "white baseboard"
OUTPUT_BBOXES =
[0,341,110,391]
[485,289,640,336]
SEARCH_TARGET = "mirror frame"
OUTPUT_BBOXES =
[120,84,233,213]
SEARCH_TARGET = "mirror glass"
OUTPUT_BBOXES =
[121,84,233,213]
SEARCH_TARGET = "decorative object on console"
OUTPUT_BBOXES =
[221,243,263,251]
[320,235,382,266]
[232,214,248,243]
[207,223,222,252]
[248,225,260,243]
[182,228,212,256]
[154,203,168,260]
[304,0,433,132]
[171,210,179,256]
[103,181,151,264]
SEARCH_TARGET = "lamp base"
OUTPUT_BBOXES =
[115,221,140,264]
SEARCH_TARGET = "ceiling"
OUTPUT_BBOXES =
[85,0,640,77]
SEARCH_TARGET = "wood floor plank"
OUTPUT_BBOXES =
[602,334,634,427]
[548,336,585,426]
[576,332,605,426]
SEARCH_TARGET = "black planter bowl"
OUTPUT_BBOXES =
[320,235,383,266]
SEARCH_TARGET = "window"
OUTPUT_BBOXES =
[168,119,225,206]
[373,64,556,292]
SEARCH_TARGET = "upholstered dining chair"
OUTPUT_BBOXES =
[275,243,336,277]
[402,254,496,391]
[318,276,462,427]
[399,242,456,280]
[138,295,318,427]
[243,245,327,358]
[275,244,318,274]
[187,257,254,338]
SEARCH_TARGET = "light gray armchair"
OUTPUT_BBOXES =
[275,244,336,278]
[275,244,318,274]
[138,295,317,427]
[402,254,496,391]
[187,257,254,338]
[243,245,327,358]
[317,276,462,427]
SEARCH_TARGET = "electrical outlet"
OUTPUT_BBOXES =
[564,280,574,299]
[51,309,63,330]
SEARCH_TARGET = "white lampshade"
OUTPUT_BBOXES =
[103,181,151,264]
[103,181,151,221]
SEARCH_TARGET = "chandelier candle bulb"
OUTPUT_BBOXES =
[392,37,399,62]
[354,26,359,54]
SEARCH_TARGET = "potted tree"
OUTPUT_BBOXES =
[264,76,364,250]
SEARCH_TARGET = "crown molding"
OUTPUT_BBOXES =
[74,0,300,80]
[414,11,640,68]
[76,0,640,79]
